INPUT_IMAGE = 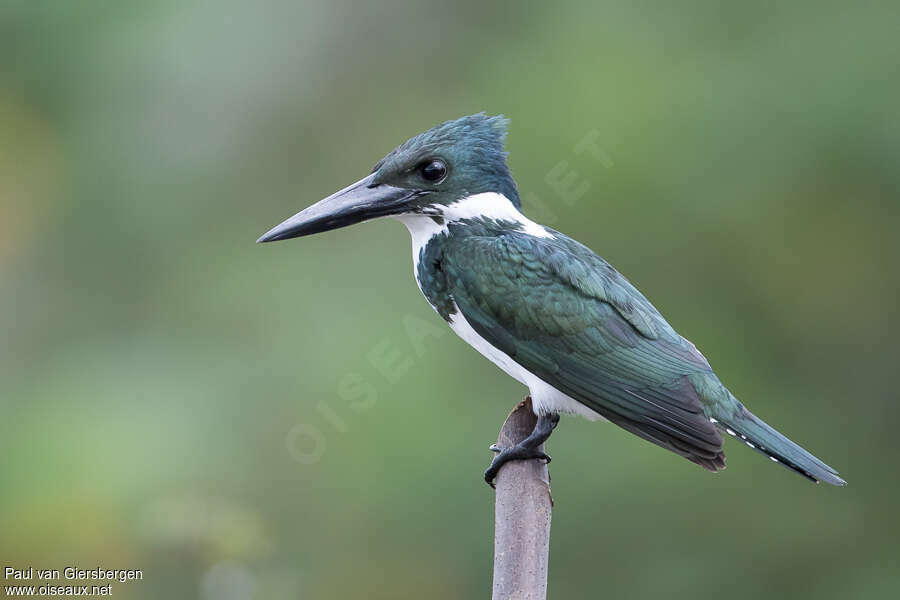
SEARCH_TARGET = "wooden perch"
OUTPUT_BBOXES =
[491,397,552,600]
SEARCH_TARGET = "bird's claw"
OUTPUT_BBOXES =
[484,411,560,488]
[483,446,552,487]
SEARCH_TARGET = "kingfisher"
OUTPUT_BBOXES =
[258,114,846,487]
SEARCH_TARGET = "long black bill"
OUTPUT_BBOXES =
[257,173,414,243]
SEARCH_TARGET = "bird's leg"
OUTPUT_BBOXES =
[484,412,560,487]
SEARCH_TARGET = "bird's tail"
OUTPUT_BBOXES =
[714,405,846,486]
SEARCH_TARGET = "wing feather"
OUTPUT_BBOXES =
[443,232,725,467]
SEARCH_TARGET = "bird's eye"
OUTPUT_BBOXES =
[420,159,447,183]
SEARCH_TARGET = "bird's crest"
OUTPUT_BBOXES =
[372,113,520,208]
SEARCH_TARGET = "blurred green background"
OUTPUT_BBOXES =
[2,1,898,598]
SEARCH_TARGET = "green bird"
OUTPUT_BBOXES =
[258,114,846,487]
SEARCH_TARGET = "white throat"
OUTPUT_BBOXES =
[393,192,553,258]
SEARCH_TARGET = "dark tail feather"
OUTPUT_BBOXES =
[715,407,846,486]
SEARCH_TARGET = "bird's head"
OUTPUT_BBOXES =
[257,113,519,243]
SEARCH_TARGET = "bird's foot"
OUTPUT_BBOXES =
[484,412,559,488]
[488,443,552,463]
[484,446,552,488]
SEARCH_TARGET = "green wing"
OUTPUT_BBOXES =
[441,231,726,470]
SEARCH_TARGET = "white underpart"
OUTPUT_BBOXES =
[447,301,604,420]
[394,192,602,421]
